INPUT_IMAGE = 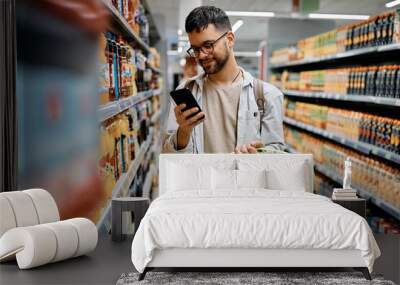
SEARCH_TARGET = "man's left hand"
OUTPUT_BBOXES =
[234,141,264,154]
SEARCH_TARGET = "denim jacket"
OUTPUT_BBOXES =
[162,68,285,153]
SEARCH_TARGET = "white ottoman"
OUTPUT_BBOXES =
[0,189,98,269]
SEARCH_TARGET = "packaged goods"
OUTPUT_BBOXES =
[270,8,400,64]
[99,126,117,200]
[285,127,400,210]
[275,64,400,99]
[98,34,111,105]
[285,99,400,154]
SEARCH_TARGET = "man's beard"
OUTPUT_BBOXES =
[199,48,230,74]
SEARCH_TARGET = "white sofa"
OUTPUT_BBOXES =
[0,189,98,269]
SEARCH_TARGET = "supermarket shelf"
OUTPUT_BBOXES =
[270,43,400,69]
[142,164,156,199]
[148,64,162,74]
[286,145,400,221]
[283,117,400,165]
[283,90,400,107]
[98,90,156,122]
[150,109,162,124]
[152,88,161,96]
[102,0,151,54]
[96,137,152,230]
[314,163,400,221]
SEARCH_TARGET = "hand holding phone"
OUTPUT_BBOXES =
[170,88,205,128]
[169,88,205,150]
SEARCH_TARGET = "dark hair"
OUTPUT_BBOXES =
[185,6,231,33]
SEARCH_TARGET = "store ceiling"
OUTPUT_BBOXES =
[147,0,390,45]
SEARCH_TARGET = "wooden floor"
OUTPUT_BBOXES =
[0,234,398,285]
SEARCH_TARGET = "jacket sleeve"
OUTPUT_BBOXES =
[260,84,286,151]
[162,101,194,153]
[161,80,195,153]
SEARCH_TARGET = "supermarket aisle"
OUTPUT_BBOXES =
[9,0,165,234]
[270,8,400,235]
[267,8,400,280]
[1,1,399,284]
[4,0,398,234]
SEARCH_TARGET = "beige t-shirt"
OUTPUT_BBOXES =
[203,76,243,153]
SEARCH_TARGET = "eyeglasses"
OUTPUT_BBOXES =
[186,31,228,58]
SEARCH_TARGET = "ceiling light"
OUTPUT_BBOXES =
[226,11,275,18]
[178,29,183,36]
[178,35,188,41]
[386,0,400,7]
[167,50,179,56]
[308,13,370,20]
[232,20,244,33]
[235,51,262,57]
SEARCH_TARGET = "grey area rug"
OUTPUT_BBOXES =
[116,272,395,285]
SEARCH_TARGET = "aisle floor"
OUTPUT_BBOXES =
[0,233,134,285]
[0,233,398,285]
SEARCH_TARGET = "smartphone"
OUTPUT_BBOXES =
[169,88,205,120]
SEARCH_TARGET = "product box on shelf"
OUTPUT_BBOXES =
[314,168,400,234]
[137,5,149,43]
[99,32,141,106]
[125,109,138,162]
[270,8,400,64]
[284,126,400,211]
[148,47,161,68]
[99,126,117,200]
[274,64,400,98]
[285,99,400,154]
[118,114,131,172]
[270,46,298,64]
[99,34,111,105]
[107,119,122,180]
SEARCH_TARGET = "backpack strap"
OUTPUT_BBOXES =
[253,78,265,112]
[253,78,266,133]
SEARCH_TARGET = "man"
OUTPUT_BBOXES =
[163,6,285,154]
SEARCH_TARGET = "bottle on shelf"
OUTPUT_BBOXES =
[368,16,376,47]
[276,64,400,99]
[105,35,116,101]
[271,8,400,64]
[284,126,400,213]
[285,98,400,154]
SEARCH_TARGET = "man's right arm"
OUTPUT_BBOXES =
[162,101,191,153]
[162,100,205,153]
